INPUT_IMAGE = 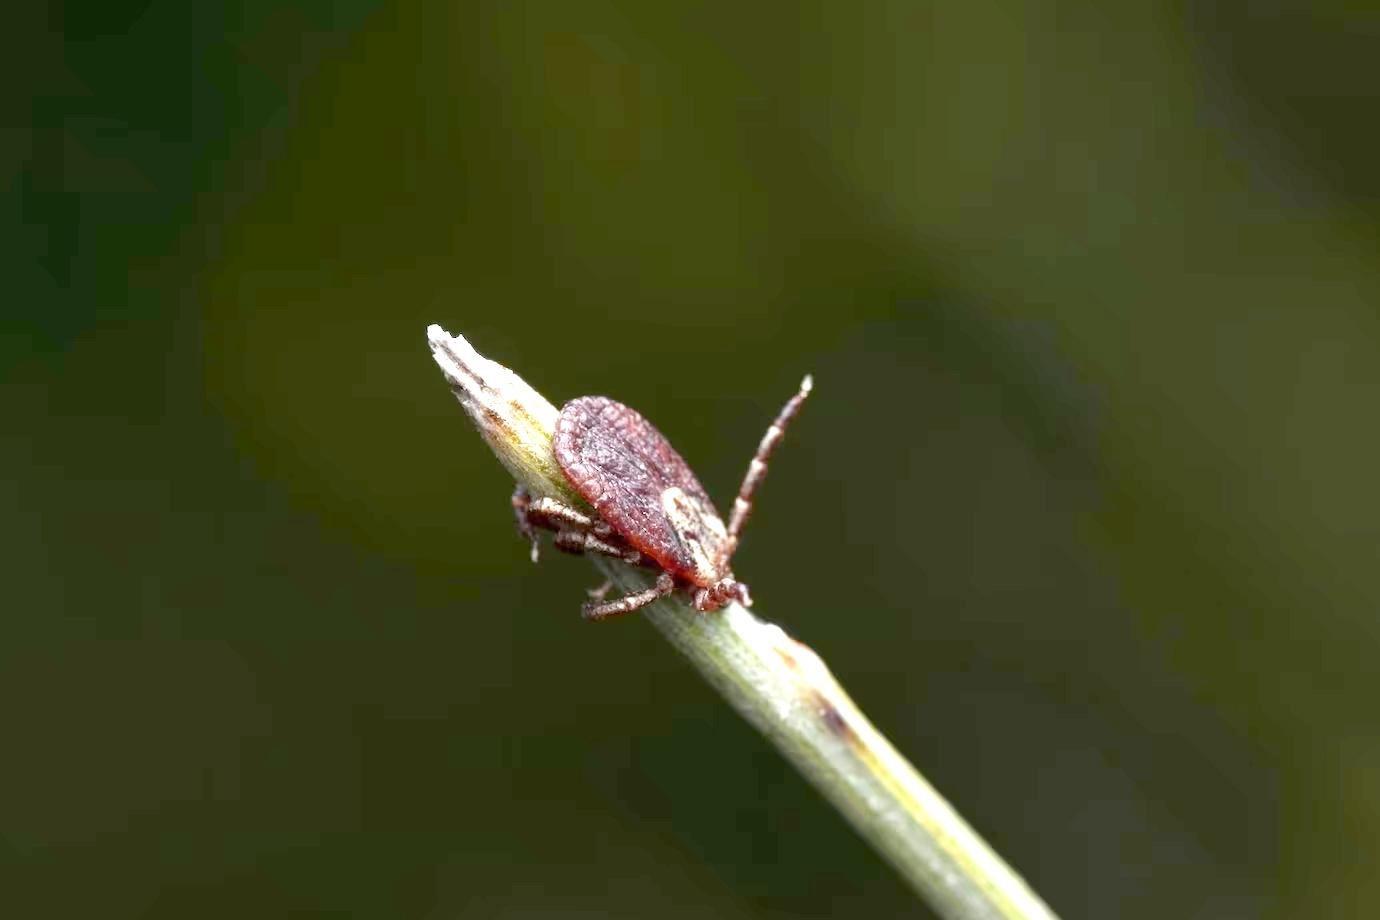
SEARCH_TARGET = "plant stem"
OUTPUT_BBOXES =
[427,324,1060,920]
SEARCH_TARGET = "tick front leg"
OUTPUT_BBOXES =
[719,375,813,568]
[582,572,675,622]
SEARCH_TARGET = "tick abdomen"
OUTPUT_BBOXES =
[554,397,729,584]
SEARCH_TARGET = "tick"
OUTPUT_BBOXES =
[512,376,813,621]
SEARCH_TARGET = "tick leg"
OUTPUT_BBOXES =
[693,577,752,612]
[511,487,540,562]
[526,496,614,536]
[516,496,612,540]
[586,579,614,601]
[719,375,814,567]
[553,529,645,567]
[513,489,619,563]
[583,572,675,621]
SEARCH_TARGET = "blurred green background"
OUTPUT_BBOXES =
[6,2,1379,917]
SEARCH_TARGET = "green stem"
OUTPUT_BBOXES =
[428,324,1060,920]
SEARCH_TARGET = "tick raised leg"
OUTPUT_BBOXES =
[718,376,813,568]
[583,572,675,621]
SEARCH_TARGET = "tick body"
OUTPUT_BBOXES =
[513,376,812,621]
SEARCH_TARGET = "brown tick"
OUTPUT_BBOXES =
[512,376,812,621]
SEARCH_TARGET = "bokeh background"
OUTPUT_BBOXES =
[6,3,1379,917]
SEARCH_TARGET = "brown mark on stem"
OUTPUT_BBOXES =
[774,638,863,748]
